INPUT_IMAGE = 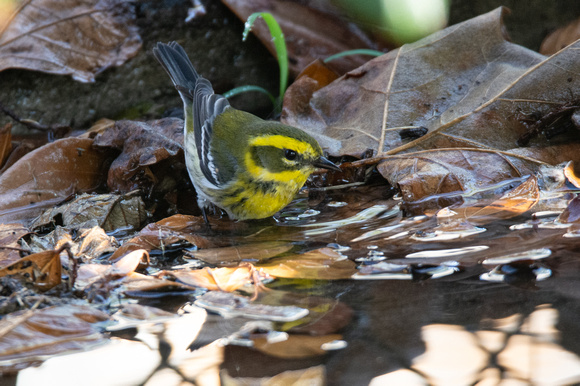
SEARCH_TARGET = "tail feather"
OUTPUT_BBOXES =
[153,42,201,101]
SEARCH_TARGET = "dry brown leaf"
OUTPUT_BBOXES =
[558,195,580,224]
[76,226,119,260]
[0,304,109,371]
[284,7,570,158]
[540,16,580,55]
[75,249,148,291]
[0,0,141,82]
[93,118,185,193]
[0,248,62,291]
[0,139,35,176]
[564,161,580,189]
[450,175,539,225]
[222,0,382,76]
[187,241,293,266]
[110,214,212,260]
[31,193,146,233]
[377,149,535,203]
[0,138,113,225]
[167,265,264,292]
[0,224,29,269]
[78,118,116,139]
[0,123,11,169]
[281,60,340,125]
[284,7,580,204]
[257,248,356,280]
[120,272,197,294]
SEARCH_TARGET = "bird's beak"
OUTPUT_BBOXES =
[313,156,341,172]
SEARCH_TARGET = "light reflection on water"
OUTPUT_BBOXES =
[9,188,580,385]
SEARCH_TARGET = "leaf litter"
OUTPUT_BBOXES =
[1,5,580,382]
[0,0,141,82]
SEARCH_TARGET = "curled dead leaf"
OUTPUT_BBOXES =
[93,118,185,193]
[0,247,63,291]
[109,214,212,260]
[31,193,146,233]
[0,138,113,225]
[0,0,142,82]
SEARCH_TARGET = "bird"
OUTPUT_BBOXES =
[153,42,340,221]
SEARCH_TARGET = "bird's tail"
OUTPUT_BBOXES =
[153,42,202,103]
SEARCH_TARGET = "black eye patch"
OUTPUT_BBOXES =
[284,149,297,160]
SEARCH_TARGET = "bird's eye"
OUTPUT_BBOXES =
[284,149,297,161]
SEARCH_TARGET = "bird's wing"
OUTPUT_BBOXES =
[192,80,230,187]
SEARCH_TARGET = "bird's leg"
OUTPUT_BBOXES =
[201,206,211,229]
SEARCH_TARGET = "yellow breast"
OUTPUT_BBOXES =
[219,175,308,220]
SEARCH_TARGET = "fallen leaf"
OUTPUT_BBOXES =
[0,123,11,169]
[75,249,148,291]
[0,247,64,291]
[540,16,580,55]
[186,241,293,266]
[0,138,113,225]
[31,193,146,233]
[0,0,142,82]
[445,175,540,225]
[285,7,567,157]
[76,226,119,260]
[120,272,198,295]
[0,140,35,176]
[109,214,212,260]
[0,304,109,371]
[0,223,29,267]
[281,60,340,125]
[376,149,536,203]
[167,264,266,292]
[558,195,580,224]
[563,161,580,189]
[93,118,185,193]
[257,248,357,280]
[221,0,382,76]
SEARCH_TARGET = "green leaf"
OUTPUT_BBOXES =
[243,12,288,111]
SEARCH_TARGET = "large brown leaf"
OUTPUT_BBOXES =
[0,0,141,82]
[0,138,112,225]
[284,7,568,157]
[377,149,536,202]
[93,118,185,193]
[283,7,580,202]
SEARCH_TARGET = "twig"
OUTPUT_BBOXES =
[0,100,70,135]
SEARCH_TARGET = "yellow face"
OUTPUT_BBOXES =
[244,134,321,188]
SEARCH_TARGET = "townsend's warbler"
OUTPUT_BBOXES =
[153,42,340,220]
